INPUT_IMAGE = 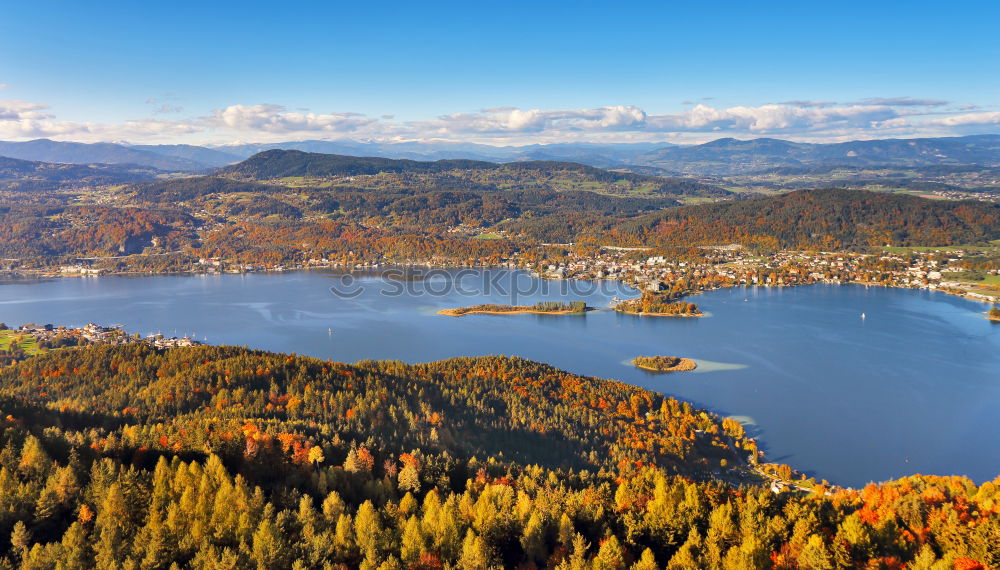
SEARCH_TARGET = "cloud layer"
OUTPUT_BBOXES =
[208,104,376,133]
[0,96,997,145]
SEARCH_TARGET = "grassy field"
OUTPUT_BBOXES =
[954,274,1000,296]
[0,330,43,355]
[883,240,1000,254]
[276,176,336,188]
[963,274,1000,286]
[677,196,721,205]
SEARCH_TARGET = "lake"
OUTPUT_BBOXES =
[1,268,998,488]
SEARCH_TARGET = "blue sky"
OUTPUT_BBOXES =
[2,0,999,144]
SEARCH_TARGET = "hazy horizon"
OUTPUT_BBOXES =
[3,132,999,153]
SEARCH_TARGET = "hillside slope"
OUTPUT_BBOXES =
[606,188,1000,249]
[0,344,995,568]
[216,149,728,198]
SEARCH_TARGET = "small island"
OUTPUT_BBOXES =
[988,307,1000,322]
[438,300,589,317]
[614,292,703,317]
[632,355,698,372]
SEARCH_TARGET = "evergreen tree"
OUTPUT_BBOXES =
[251,516,287,570]
[10,521,31,557]
[632,548,657,570]
[355,500,382,562]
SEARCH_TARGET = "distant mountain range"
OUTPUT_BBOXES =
[0,135,998,175]
[633,135,1000,175]
[0,155,161,190]
[0,140,231,171]
[213,140,668,167]
[0,139,666,171]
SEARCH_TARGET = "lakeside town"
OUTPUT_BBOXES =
[525,245,1000,305]
[0,321,202,364]
[20,239,1000,317]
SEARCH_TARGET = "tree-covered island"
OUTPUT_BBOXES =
[632,355,698,372]
[438,300,588,316]
[613,292,703,317]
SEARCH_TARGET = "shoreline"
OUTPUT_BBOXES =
[615,309,704,318]
[3,260,997,309]
[438,307,590,317]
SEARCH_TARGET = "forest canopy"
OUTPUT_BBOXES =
[0,344,995,568]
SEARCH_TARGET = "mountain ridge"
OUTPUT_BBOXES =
[634,134,1000,174]
[0,139,212,171]
[3,134,1000,175]
[211,149,729,198]
[0,155,161,189]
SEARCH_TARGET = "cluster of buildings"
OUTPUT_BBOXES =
[197,258,287,274]
[523,245,999,305]
[59,265,104,276]
[10,322,201,350]
[928,190,999,202]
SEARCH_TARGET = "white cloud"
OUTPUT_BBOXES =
[0,84,9,90]
[924,111,1000,127]
[0,99,52,121]
[407,103,916,141]
[0,98,204,141]
[0,96,994,145]
[207,104,376,134]
[414,105,647,135]
[645,103,900,133]
[0,99,81,138]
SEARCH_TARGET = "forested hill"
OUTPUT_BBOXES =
[605,188,1000,250]
[217,149,498,178]
[215,149,728,197]
[0,344,753,480]
[0,343,997,568]
[0,156,160,190]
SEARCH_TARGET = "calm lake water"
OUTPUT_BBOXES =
[1,269,998,488]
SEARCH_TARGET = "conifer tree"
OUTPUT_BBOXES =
[632,548,657,570]
[10,521,31,557]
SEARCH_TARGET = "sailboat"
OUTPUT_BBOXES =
[861,312,866,320]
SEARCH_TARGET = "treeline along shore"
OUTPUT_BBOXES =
[438,301,588,317]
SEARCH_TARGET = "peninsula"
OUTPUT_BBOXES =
[438,300,588,317]
[632,355,698,372]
